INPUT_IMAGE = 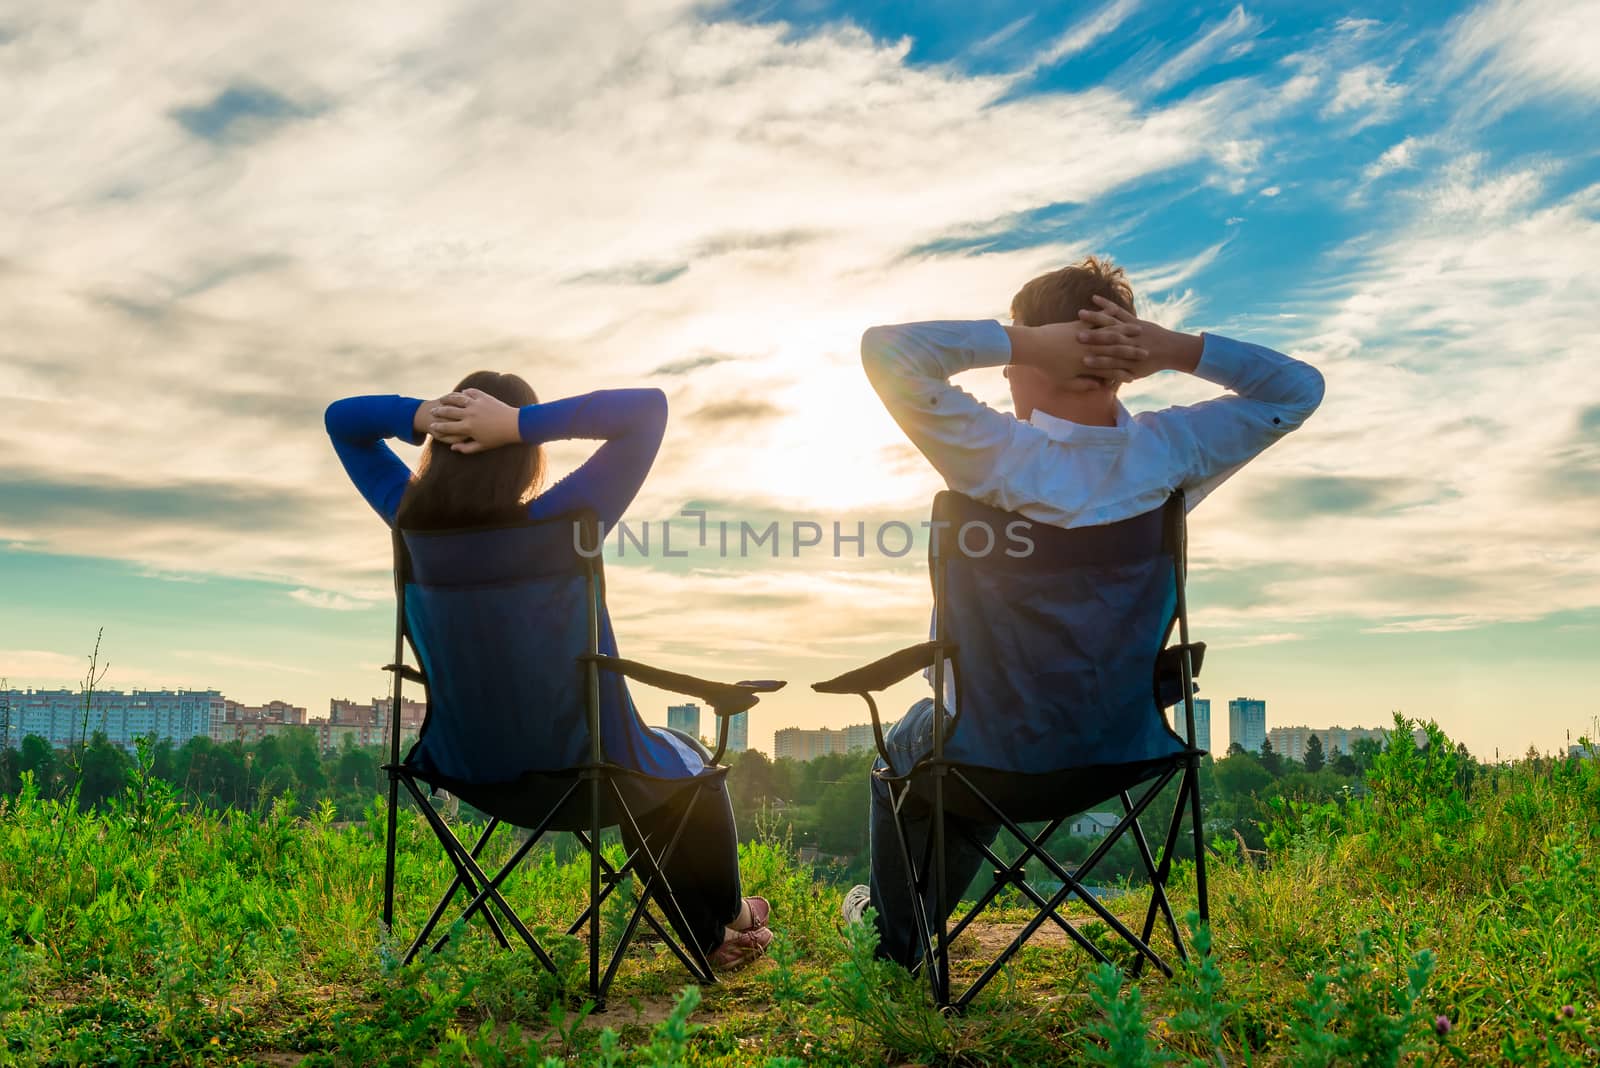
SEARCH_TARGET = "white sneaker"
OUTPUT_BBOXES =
[841,884,872,925]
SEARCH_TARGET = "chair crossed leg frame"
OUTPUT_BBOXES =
[390,769,717,1007]
[883,754,1207,1009]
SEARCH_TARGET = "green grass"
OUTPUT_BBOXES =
[4,717,1599,1066]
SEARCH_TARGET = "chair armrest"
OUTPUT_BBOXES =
[580,655,785,715]
[1155,641,1206,707]
[811,641,955,695]
[383,662,426,685]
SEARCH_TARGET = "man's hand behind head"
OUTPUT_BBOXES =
[1005,320,1139,388]
[1076,296,1201,378]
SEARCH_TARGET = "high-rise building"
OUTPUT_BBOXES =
[1228,698,1267,755]
[0,688,224,751]
[1268,724,1420,762]
[318,696,426,751]
[726,711,749,753]
[1174,697,1211,752]
[773,722,892,762]
[667,703,702,741]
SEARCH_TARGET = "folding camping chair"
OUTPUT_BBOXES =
[377,511,784,1007]
[813,491,1208,1009]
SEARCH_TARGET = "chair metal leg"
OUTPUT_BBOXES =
[931,768,950,1007]
[597,781,713,999]
[1187,756,1210,925]
[1131,773,1195,978]
[607,779,719,988]
[396,776,511,950]
[400,776,557,972]
[884,779,940,988]
[1120,787,1187,970]
[589,772,601,1002]
[408,818,501,963]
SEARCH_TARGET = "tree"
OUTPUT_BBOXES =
[19,735,56,793]
[1258,737,1284,776]
[1226,741,1246,757]
[1213,751,1272,799]
[728,749,776,812]
[1303,733,1325,773]
[1351,737,1383,771]
[74,731,131,810]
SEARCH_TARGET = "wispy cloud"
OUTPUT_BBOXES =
[1144,5,1261,93]
[1362,136,1424,182]
[1026,0,1140,72]
[1441,0,1600,113]
[288,589,371,612]
[1321,63,1405,129]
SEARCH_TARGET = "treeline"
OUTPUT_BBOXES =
[0,725,1490,888]
[0,730,387,819]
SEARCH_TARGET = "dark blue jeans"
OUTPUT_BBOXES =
[621,729,743,954]
[868,698,1000,967]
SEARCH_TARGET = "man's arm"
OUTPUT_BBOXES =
[1075,296,1325,502]
[860,321,1017,498]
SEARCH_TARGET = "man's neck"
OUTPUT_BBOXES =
[1031,392,1119,428]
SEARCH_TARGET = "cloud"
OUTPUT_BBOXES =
[567,261,690,286]
[651,353,740,377]
[1322,63,1405,129]
[1241,476,1439,519]
[171,83,319,144]
[1026,0,1140,72]
[1362,136,1423,182]
[1442,0,1600,113]
[689,398,785,424]
[288,588,370,612]
[0,650,91,685]
[1144,5,1261,93]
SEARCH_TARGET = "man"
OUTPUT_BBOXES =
[841,256,1324,966]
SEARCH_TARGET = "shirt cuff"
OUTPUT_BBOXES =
[1191,333,1248,388]
[396,396,426,446]
[970,320,1013,370]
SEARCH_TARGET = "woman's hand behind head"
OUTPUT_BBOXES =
[429,388,523,454]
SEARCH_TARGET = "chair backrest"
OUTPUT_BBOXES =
[393,514,605,785]
[929,491,1189,775]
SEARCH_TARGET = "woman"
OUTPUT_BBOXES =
[324,373,771,969]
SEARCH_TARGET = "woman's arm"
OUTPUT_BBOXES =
[324,395,432,524]
[427,387,668,530]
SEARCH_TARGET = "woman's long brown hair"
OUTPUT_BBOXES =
[395,371,545,530]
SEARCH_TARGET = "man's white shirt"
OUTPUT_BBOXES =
[861,320,1325,526]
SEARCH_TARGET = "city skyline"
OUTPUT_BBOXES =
[4,1,1598,763]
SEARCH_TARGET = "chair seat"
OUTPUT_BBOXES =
[883,755,1182,825]
[395,760,730,833]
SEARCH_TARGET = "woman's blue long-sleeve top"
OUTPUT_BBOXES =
[324,389,701,779]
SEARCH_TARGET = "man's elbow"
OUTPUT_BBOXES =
[1297,364,1327,420]
[859,325,898,387]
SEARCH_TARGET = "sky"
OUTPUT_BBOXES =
[2,0,1598,760]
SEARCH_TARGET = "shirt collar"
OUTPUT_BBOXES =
[1027,401,1132,442]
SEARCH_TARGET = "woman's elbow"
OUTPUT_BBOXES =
[323,398,350,437]
[638,387,669,434]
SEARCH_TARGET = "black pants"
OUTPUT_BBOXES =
[617,730,742,955]
[869,698,998,966]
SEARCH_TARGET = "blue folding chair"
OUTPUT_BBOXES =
[814,491,1208,1008]
[378,511,784,1006]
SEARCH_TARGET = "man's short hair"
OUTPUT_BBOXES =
[1010,255,1136,326]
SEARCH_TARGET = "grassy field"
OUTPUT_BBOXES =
[3,717,1598,1066]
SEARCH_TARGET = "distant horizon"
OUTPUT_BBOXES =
[2,677,1587,762]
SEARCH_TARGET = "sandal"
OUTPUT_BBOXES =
[739,895,770,932]
[709,925,773,971]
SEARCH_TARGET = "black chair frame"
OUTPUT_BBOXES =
[378,513,784,1008]
[815,493,1209,1009]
